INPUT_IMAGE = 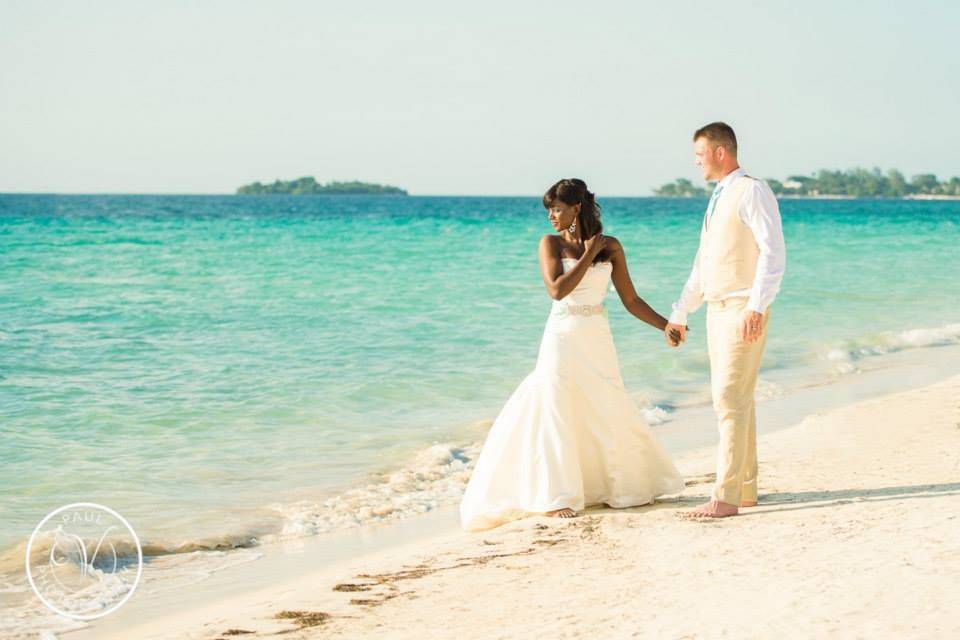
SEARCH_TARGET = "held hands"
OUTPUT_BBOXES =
[741,310,765,343]
[664,311,762,347]
[664,322,689,348]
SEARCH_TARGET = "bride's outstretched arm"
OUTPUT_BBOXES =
[606,237,670,331]
[538,234,605,300]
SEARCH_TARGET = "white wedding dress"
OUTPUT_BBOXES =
[460,258,686,531]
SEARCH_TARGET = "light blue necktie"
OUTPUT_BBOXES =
[704,183,724,229]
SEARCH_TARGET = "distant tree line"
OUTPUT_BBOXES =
[654,169,960,198]
[652,178,711,197]
[237,177,408,195]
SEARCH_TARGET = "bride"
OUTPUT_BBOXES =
[460,178,686,531]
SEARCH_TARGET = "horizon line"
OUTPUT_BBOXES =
[0,191,666,198]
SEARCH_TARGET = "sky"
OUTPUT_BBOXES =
[1,1,957,195]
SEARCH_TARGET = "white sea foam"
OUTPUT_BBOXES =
[1,554,159,640]
[642,404,673,425]
[268,400,682,540]
[0,546,264,640]
[267,441,483,540]
[1,407,677,588]
[823,323,960,375]
[0,586,90,640]
[630,390,674,425]
[755,378,785,400]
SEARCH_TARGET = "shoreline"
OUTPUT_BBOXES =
[4,333,956,570]
[5,318,954,559]
[2,340,958,639]
[41,347,960,640]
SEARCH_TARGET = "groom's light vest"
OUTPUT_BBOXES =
[698,175,760,301]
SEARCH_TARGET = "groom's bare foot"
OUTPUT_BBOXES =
[546,508,576,519]
[684,499,738,519]
[741,500,758,508]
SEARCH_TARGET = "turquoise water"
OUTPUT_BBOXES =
[1,194,959,559]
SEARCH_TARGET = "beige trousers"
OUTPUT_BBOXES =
[706,296,771,506]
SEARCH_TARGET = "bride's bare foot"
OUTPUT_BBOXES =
[683,499,738,519]
[741,500,758,508]
[546,508,577,518]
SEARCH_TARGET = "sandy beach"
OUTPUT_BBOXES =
[61,373,960,640]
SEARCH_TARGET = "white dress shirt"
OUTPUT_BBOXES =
[669,167,786,325]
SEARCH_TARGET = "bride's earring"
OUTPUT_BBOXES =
[567,221,577,233]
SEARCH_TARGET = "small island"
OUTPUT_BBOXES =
[654,168,960,199]
[237,177,407,195]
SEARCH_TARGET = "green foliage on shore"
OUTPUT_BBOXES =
[651,178,710,197]
[654,169,960,198]
[237,177,407,195]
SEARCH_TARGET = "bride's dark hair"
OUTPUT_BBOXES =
[542,178,608,263]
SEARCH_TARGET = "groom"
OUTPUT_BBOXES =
[665,122,786,518]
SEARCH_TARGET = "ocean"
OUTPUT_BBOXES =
[1,193,959,596]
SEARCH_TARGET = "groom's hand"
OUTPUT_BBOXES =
[664,322,688,348]
[741,311,764,343]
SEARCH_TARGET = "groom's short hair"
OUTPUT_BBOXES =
[694,122,738,155]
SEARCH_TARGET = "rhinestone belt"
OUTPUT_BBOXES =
[553,303,606,317]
